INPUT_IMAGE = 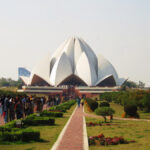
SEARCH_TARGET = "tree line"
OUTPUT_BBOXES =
[100,90,150,112]
[0,78,22,87]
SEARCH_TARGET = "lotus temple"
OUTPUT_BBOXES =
[18,37,125,97]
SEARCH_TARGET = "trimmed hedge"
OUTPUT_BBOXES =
[99,101,110,107]
[124,104,139,118]
[2,129,40,142]
[40,110,63,117]
[0,120,17,132]
[49,100,76,112]
[86,98,98,111]
[23,115,55,126]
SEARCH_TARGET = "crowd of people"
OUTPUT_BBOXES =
[0,95,62,125]
[0,93,86,125]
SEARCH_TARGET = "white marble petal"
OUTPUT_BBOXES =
[20,76,30,85]
[97,54,119,83]
[50,52,73,86]
[30,54,51,85]
[75,52,97,86]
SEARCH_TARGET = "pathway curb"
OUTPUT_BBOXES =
[83,106,89,150]
[51,106,77,150]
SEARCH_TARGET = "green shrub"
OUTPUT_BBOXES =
[86,98,98,111]
[124,104,138,117]
[40,111,63,117]
[22,129,40,142]
[49,100,76,112]
[23,116,55,126]
[2,131,22,141]
[141,94,150,112]
[99,101,110,107]
[95,107,115,122]
[2,129,40,142]
[5,120,16,128]
[0,120,17,132]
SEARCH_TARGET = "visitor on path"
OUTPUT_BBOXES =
[76,96,81,107]
[81,98,84,107]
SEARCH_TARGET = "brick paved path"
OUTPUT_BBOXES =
[56,106,84,150]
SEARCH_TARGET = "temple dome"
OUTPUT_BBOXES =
[19,37,125,87]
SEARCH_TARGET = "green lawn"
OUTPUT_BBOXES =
[85,101,150,150]
[109,102,150,120]
[139,112,150,119]
[86,117,150,150]
[0,104,76,150]
[110,103,124,117]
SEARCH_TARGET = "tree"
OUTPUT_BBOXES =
[123,81,138,88]
[95,107,115,122]
[141,93,150,112]
[99,101,110,107]
[0,77,23,87]
[138,81,145,88]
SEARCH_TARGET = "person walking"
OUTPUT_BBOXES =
[76,96,81,108]
[81,98,84,107]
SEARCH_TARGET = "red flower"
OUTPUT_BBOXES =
[97,133,104,138]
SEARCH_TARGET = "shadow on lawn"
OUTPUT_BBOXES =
[0,138,49,145]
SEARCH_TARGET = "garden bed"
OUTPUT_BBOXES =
[86,116,150,150]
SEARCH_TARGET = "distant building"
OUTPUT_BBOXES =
[19,37,125,87]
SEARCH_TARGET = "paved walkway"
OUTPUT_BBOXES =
[53,106,85,150]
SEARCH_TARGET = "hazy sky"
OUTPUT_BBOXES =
[0,0,150,86]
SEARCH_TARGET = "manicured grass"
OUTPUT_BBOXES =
[139,112,150,119]
[0,104,76,150]
[86,117,150,150]
[85,100,150,150]
[110,102,150,120]
[110,103,124,117]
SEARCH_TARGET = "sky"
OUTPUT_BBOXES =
[0,0,150,86]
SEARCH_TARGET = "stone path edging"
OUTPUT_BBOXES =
[83,107,89,150]
[51,106,77,150]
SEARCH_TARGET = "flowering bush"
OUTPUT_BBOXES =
[88,133,135,146]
